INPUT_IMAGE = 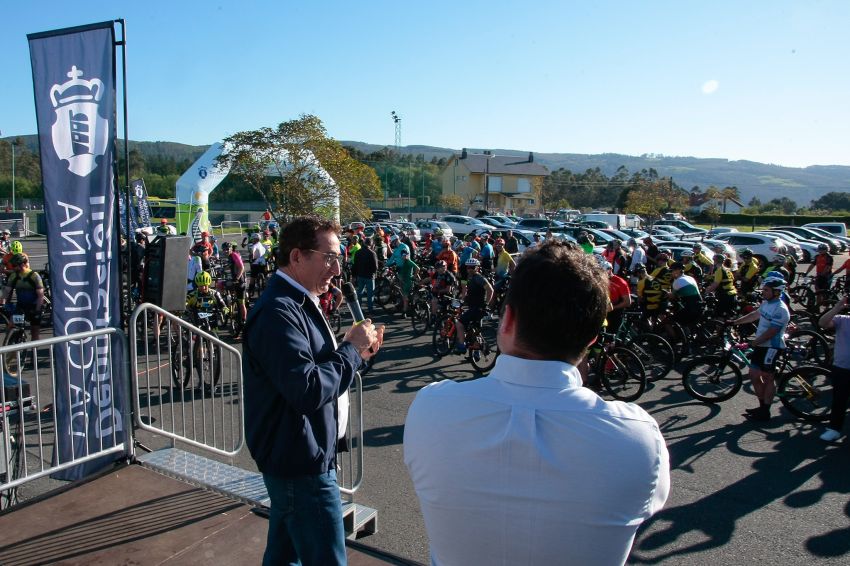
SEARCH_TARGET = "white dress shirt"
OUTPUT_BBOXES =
[404,354,670,566]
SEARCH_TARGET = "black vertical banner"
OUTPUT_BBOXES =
[29,22,127,479]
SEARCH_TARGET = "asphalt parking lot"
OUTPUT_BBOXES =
[11,236,850,565]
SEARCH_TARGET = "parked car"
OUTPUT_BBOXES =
[803,222,847,238]
[620,228,652,241]
[712,232,789,264]
[802,225,850,251]
[654,219,708,235]
[415,219,453,240]
[515,217,567,231]
[756,230,819,262]
[480,215,517,229]
[706,226,738,238]
[656,241,718,263]
[440,215,497,237]
[398,221,421,242]
[772,226,843,253]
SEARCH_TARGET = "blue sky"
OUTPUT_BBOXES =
[2,1,849,167]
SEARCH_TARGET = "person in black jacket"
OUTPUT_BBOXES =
[353,237,379,314]
[243,216,384,566]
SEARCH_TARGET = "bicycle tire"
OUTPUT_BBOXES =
[600,346,646,402]
[785,328,832,368]
[410,294,431,336]
[375,279,394,310]
[469,319,499,374]
[3,328,26,378]
[170,334,193,389]
[692,318,726,355]
[666,322,690,358]
[194,335,222,389]
[631,333,675,381]
[432,316,454,357]
[777,365,833,422]
[681,355,743,403]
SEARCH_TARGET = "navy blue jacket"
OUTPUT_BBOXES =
[243,273,362,477]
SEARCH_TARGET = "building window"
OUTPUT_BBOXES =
[456,175,467,182]
[517,178,531,193]
[487,176,502,193]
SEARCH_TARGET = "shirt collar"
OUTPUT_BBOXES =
[277,269,320,308]
[489,354,583,389]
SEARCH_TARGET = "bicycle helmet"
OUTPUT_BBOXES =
[1,229,9,236]
[692,242,701,249]
[201,231,209,238]
[713,253,725,262]
[465,257,480,267]
[435,260,447,269]
[763,276,786,292]
[817,243,829,252]
[740,248,753,258]
[390,235,399,243]
[10,241,22,255]
[221,241,232,252]
[765,270,786,281]
[670,261,685,271]
[433,229,443,237]
[681,250,694,258]
[772,254,786,263]
[250,233,260,242]
[10,253,27,267]
[599,259,613,271]
[191,243,207,256]
[627,238,637,247]
[160,218,168,224]
[195,271,212,287]
[634,263,647,273]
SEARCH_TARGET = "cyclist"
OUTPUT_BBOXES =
[397,249,420,317]
[220,241,247,326]
[602,259,631,332]
[803,243,833,308]
[318,278,343,321]
[649,252,673,292]
[628,239,646,284]
[736,249,761,295]
[436,238,459,274]
[156,218,171,235]
[668,261,704,329]
[2,240,23,276]
[479,236,494,273]
[455,258,493,354]
[817,296,850,442]
[692,243,714,273]
[0,229,10,254]
[386,235,410,269]
[577,232,594,254]
[729,276,791,422]
[429,260,457,317]
[504,230,519,254]
[706,254,738,317]
[249,233,268,295]
[0,253,45,341]
[186,271,229,326]
[762,255,790,283]
[191,241,212,271]
[680,250,703,281]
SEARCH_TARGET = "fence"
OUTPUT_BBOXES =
[0,327,130,508]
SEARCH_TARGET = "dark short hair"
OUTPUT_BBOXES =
[278,216,341,267]
[506,241,608,362]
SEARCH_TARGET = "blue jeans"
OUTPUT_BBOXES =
[356,277,375,312]
[262,470,346,566]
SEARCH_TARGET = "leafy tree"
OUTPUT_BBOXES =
[440,194,464,213]
[810,192,850,212]
[624,177,686,221]
[219,115,381,222]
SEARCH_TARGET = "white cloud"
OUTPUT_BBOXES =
[702,80,719,95]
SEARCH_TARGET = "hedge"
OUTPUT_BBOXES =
[697,212,850,227]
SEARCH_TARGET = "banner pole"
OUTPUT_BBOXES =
[115,18,132,326]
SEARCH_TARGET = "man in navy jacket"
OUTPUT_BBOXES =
[244,216,384,566]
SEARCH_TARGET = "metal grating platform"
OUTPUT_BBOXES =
[137,447,378,538]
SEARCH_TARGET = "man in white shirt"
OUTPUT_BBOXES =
[404,241,670,566]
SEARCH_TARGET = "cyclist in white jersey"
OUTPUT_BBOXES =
[729,277,790,422]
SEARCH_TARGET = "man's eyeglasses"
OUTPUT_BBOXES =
[305,249,342,268]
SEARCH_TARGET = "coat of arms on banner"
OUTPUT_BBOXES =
[49,65,109,177]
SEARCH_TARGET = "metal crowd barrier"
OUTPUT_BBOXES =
[212,221,243,242]
[130,303,243,457]
[0,327,131,506]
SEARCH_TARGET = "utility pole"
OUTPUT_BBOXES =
[391,111,401,154]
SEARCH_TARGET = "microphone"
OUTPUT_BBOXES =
[341,282,365,323]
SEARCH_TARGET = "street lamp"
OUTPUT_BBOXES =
[482,150,493,212]
[10,138,16,212]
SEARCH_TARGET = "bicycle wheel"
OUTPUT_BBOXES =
[692,318,726,355]
[681,355,743,403]
[600,346,646,402]
[194,336,222,389]
[432,316,454,356]
[469,319,499,374]
[785,329,832,367]
[3,328,26,378]
[410,294,431,336]
[375,279,394,310]
[777,365,833,422]
[170,336,193,389]
[665,322,690,358]
[631,333,675,381]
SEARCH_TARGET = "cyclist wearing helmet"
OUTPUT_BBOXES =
[191,241,212,271]
[220,241,248,325]
[436,239,459,274]
[680,250,703,281]
[249,232,268,294]
[3,240,23,275]
[0,229,10,254]
[692,243,714,271]
[386,235,410,269]
[0,253,44,341]
[729,276,791,422]
[455,258,493,354]
[804,243,833,307]
[479,236,494,272]
[668,262,704,327]
[706,254,738,317]
[429,259,457,316]
[736,248,761,294]
[762,255,790,283]
[649,252,673,291]
[186,271,229,324]
[156,218,170,235]
[398,248,420,317]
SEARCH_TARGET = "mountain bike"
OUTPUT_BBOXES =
[2,306,37,378]
[432,300,499,373]
[170,311,223,390]
[584,333,647,402]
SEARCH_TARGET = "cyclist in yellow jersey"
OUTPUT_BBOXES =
[736,248,761,294]
[706,254,738,316]
[649,252,673,291]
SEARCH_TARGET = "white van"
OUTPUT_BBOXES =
[578,213,627,229]
[803,222,847,238]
